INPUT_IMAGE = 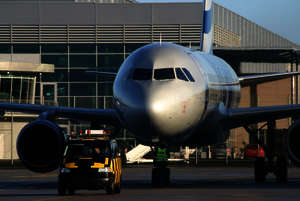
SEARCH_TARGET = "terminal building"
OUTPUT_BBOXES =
[0,0,299,159]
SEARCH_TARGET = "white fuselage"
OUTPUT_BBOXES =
[113,43,240,145]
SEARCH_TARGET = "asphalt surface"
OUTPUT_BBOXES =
[1,166,300,201]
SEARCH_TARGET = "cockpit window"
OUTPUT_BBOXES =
[154,68,175,80]
[132,68,152,80]
[182,68,195,82]
[175,68,189,81]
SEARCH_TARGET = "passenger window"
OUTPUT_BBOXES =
[154,68,175,80]
[175,68,189,81]
[182,68,195,82]
[132,68,152,80]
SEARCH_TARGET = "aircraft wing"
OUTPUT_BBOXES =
[0,102,120,125]
[222,104,300,129]
[239,72,300,87]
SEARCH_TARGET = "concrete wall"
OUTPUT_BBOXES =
[0,120,26,159]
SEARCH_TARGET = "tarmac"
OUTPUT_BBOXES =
[1,165,300,201]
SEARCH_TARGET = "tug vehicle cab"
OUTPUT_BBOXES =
[58,130,122,195]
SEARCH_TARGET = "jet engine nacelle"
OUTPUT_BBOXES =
[16,120,66,173]
[288,120,300,167]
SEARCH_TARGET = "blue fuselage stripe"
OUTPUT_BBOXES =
[203,9,213,34]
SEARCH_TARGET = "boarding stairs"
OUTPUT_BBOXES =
[126,144,152,163]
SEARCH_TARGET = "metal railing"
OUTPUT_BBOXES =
[34,95,114,109]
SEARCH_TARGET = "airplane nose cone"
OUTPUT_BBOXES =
[115,80,203,143]
[145,84,195,138]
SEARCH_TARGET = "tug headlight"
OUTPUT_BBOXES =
[98,167,111,173]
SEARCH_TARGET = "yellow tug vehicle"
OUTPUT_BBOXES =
[58,130,122,195]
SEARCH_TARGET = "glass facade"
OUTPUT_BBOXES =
[0,75,36,104]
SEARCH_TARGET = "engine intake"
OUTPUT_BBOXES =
[17,120,66,173]
[288,120,300,167]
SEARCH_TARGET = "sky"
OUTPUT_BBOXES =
[138,0,300,46]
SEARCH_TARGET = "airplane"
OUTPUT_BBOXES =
[0,0,300,186]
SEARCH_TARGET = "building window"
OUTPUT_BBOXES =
[57,83,68,96]
[125,43,146,53]
[41,69,68,82]
[13,44,40,53]
[69,44,96,53]
[70,69,96,82]
[41,55,68,67]
[98,82,113,96]
[70,83,96,96]
[98,44,124,53]
[41,44,68,53]
[70,55,96,67]
[97,54,123,68]
[0,44,11,53]
[72,96,96,109]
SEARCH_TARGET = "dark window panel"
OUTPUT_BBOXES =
[70,83,96,96]
[97,66,120,73]
[125,43,146,53]
[73,96,96,108]
[57,83,68,96]
[98,44,124,53]
[41,55,68,67]
[0,44,11,53]
[41,44,68,53]
[35,83,40,96]
[98,96,114,109]
[98,54,123,68]
[98,82,113,96]
[154,68,175,80]
[70,69,96,82]
[13,44,39,53]
[69,44,96,53]
[21,79,34,104]
[175,68,189,81]
[182,68,195,82]
[95,67,117,82]
[41,69,68,82]
[70,55,96,67]
[57,97,69,107]
[11,71,38,78]
[0,78,11,101]
[11,78,21,101]
[35,96,41,105]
